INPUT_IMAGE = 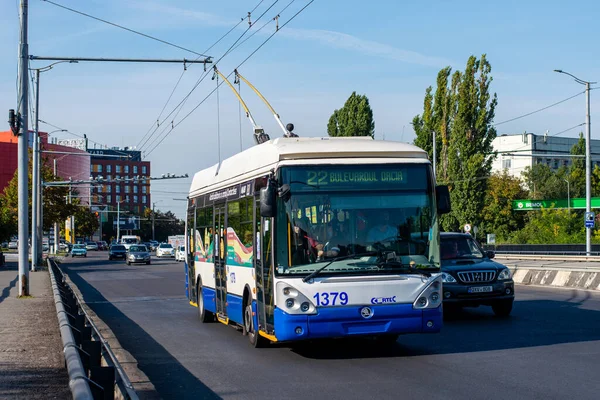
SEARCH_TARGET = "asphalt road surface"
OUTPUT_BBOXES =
[60,251,600,400]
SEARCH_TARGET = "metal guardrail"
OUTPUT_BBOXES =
[48,258,138,400]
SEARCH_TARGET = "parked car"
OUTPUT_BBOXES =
[440,232,514,317]
[156,243,174,258]
[85,242,99,251]
[108,244,127,260]
[175,245,186,262]
[8,241,18,250]
[126,245,151,265]
[71,244,87,258]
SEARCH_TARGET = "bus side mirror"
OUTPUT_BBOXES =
[436,185,451,215]
[260,180,277,218]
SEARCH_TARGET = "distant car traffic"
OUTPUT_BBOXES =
[156,243,174,258]
[8,241,18,250]
[85,242,99,251]
[96,241,108,250]
[71,244,87,258]
[440,232,514,317]
[175,245,185,262]
[108,244,127,260]
[126,245,151,265]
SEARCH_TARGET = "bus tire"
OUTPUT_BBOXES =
[244,298,267,348]
[197,286,214,323]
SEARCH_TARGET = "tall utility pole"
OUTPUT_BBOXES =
[53,159,59,254]
[117,200,121,243]
[554,70,596,255]
[17,0,30,295]
[31,69,40,271]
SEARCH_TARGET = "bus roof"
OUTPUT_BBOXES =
[189,137,428,197]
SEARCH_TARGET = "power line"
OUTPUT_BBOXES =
[139,1,281,154]
[493,91,585,126]
[41,0,210,58]
[144,0,314,157]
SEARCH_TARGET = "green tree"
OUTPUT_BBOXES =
[509,208,583,244]
[1,152,76,233]
[72,205,99,238]
[0,195,17,242]
[480,171,528,242]
[521,163,568,200]
[413,55,498,231]
[568,132,586,198]
[327,92,375,138]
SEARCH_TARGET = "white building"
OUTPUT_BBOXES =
[491,132,600,180]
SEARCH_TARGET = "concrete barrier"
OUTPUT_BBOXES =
[497,256,600,291]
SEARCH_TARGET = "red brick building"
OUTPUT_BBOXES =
[87,148,151,215]
[0,130,91,202]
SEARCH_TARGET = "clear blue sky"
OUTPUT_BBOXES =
[1,0,599,216]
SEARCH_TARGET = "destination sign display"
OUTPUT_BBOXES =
[285,164,428,191]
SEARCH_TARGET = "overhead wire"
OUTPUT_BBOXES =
[493,91,585,126]
[135,5,258,150]
[144,0,314,157]
[139,1,282,154]
[41,0,210,57]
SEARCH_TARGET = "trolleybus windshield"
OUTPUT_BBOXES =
[276,164,440,277]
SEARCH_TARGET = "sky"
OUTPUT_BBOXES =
[1,0,599,218]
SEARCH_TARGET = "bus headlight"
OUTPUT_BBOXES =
[276,282,316,315]
[413,277,443,310]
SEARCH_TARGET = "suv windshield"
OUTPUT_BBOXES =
[275,164,440,277]
[440,235,484,260]
[129,245,147,252]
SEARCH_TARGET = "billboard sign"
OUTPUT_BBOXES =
[113,216,139,230]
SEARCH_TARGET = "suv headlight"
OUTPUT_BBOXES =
[497,268,512,280]
[413,277,443,310]
[441,273,456,283]
[276,282,316,315]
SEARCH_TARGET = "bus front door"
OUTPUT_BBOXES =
[255,215,275,335]
[214,206,228,321]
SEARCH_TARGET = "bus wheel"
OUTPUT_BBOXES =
[197,287,214,323]
[244,300,267,348]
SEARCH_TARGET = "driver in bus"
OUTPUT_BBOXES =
[318,219,351,259]
[367,211,398,243]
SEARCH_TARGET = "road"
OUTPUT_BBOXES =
[59,252,600,400]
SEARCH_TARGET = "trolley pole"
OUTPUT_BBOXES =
[17,0,30,295]
[31,69,40,271]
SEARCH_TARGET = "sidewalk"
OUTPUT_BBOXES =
[0,261,70,399]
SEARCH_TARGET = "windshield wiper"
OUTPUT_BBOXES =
[376,259,432,278]
[302,252,377,282]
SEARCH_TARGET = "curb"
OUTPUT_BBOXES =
[57,260,160,399]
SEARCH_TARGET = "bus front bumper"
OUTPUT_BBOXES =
[273,303,441,342]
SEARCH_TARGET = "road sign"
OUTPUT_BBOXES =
[585,212,595,228]
[487,234,496,245]
[464,224,471,232]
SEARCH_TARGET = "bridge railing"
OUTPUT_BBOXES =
[48,258,138,400]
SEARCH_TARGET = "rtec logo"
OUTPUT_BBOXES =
[371,296,397,305]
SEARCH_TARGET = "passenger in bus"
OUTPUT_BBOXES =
[367,211,398,243]
[291,218,318,265]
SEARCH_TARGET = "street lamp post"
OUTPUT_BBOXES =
[555,69,596,255]
[30,60,77,270]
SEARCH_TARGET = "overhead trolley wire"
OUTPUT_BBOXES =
[139,1,282,154]
[144,0,316,158]
[493,91,585,126]
[41,0,210,57]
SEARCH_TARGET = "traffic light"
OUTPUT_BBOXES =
[95,212,99,218]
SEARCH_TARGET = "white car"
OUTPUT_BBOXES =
[156,243,175,258]
[175,245,186,262]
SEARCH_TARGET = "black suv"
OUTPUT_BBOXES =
[440,233,514,316]
[108,244,127,260]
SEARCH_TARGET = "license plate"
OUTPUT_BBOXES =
[468,286,493,293]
